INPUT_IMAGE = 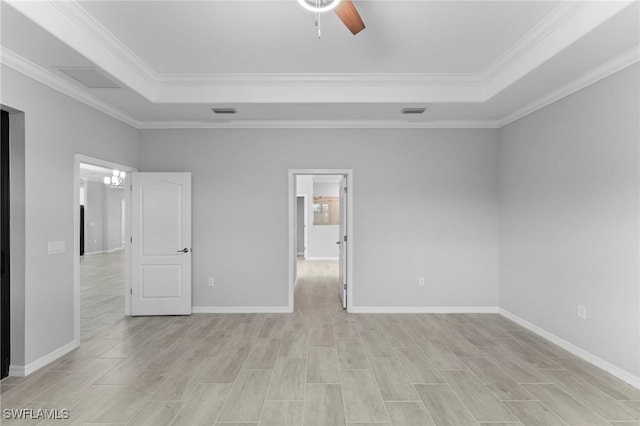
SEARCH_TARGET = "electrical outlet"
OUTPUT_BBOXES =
[418,277,425,286]
[577,305,587,319]
[208,277,215,287]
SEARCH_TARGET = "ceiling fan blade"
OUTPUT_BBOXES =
[335,0,365,35]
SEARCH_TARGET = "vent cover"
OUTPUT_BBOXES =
[401,107,427,114]
[212,108,237,114]
[57,67,121,89]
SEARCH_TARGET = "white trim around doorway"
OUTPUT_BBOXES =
[288,169,354,312]
[73,154,136,345]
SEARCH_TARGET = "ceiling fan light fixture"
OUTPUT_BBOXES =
[296,0,343,14]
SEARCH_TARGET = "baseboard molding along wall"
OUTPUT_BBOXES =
[349,306,500,314]
[192,306,291,314]
[499,308,640,389]
[9,339,78,377]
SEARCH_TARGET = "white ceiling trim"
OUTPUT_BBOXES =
[497,46,640,128]
[4,43,637,131]
[484,0,634,99]
[482,2,584,77]
[0,47,140,128]
[8,0,631,105]
[50,1,157,82]
[157,72,484,86]
[6,0,156,100]
[155,83,485,104]
[138,119,500,130]
[3,0,637,130]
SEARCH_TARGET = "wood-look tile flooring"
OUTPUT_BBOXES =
[1,251,638,425]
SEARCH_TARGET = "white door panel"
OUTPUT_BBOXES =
[132,172,191,316]
[338,177,347,309]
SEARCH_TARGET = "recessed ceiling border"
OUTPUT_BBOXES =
[0,46,140,128]
[7,0,634,105]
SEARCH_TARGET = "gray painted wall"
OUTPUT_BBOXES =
[104,188,125,251]
[84,182,125,254]
[498,64,639,377]
[139,128,500,308]
[84,181,105,254]
[1,65,139,367]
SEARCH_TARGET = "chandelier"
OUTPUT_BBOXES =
[104,170,126,188]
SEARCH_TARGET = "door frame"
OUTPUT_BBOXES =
[1,110,10,379]
[73,154,136,344]
[288,169,354,312]
[295,194,308,258]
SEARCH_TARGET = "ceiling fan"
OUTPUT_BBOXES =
[296,0,366,36]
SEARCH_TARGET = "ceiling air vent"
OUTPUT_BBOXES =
[212,108,237,114]
[401,107,427,114]
[57,67,121,89]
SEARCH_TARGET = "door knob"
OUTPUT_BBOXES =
[336,241,340,245]
[177,248,189,253]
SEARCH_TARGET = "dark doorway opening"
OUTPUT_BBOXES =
[1,110,10,379]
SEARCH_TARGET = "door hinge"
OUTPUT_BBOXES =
[343,283,347,290]
[130,237,133,243]
[130,185,132,191]
[344,235,347,242]
[130,288,133,295]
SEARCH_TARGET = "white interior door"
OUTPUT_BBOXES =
[131,172,191,316]
[338,177,347,309]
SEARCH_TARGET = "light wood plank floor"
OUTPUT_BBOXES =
[0,251,638,425]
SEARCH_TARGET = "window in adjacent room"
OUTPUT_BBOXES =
[313,196,338,225]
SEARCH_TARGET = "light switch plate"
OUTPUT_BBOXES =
[48,241,65,255]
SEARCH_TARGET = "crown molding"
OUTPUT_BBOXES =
[156,72,485,86]
[498,46,640,128]
[3,0,637,130]
[482,1,587,81]
[50,1,158,83]
[6,0,156,100]
[0,47,141,128]
[4,42,636,131]
[138,119,499,130]
[483,0,635,99]
[6,0,635,105]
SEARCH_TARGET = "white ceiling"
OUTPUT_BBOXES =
[77,1,557,74]
[1,0,638,128]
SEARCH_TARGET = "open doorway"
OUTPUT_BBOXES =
[74,155,135,344]
[288,170,353,313]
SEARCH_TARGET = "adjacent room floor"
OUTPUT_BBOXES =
[80,250,126,339]
[0,257,638,425]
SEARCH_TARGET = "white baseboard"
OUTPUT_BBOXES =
[305,256,339,261]
[192,306,292,314]
[9,339,78,377]
[349,306,499,314]
[499,308,640,390]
